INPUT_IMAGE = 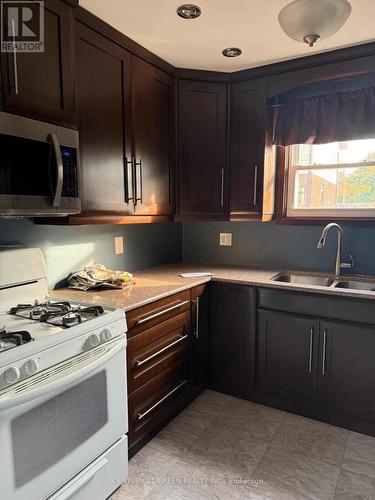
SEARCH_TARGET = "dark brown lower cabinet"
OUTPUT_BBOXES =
[256,289,375,437]
[210,283,255,399]
[257,310,318,414]
[317,320,375,435]
[190,284,211,397]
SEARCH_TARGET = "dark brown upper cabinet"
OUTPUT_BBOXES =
[131,56,174,216]
[230,79,265,219]
[177,80,228,219]
[76,24,174,218]
[0,0,77,128]
[77,22,133,215]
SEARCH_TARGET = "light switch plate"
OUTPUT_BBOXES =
[219,233,232,247]
[114,236,124,255]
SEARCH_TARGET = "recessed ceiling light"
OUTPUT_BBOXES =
[222,47,242,58]
[177,4,202,19]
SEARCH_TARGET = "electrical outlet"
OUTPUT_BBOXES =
[114,236,124,255]
[219,233,232,247]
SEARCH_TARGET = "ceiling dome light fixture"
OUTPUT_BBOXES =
[177,4,202,19]
[278,0,352,47]
[222,47,242,58]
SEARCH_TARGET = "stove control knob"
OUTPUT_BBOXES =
[24,359,39,376]
[87,333,100,348]
[4,367,21,385]
[100,329,112,342]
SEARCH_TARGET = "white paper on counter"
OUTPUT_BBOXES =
[179,272,215,278]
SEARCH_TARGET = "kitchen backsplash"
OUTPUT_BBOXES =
[0,220,182,288]
[183,221,375,277]
[2,219,375,290]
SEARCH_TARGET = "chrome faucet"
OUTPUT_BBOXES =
[317,223,354,278]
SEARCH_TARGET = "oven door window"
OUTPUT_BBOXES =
[0,133,56,197]
[11,371,108,488]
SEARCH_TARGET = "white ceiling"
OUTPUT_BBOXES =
[80,0,375,72]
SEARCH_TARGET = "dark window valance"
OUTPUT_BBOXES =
[273,87,375,146]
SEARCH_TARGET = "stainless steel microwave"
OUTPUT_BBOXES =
[0,112,80,217]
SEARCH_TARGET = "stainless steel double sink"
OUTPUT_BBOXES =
[271,272,375,292]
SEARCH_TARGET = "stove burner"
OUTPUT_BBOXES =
[8,301,105,328]
[9,300,71,319]
[0,328,34,348]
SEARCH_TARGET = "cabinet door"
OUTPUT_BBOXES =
[131,56,174,216]
[230,79,265,216]
[190,284,210,397]
[317,320,375,435]
[257,310,318,413]
[210,283,255,399]
[0,0,76,127]
[77,23,133,214]
[178,80,228,217]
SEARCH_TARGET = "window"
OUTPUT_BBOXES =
[286,139,375,218]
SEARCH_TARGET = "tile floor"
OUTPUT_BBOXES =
[111,390,375,499]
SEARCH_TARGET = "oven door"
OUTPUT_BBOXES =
[0,335,127,500]
[0,112,80,217]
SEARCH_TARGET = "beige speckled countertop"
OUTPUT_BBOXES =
[51,263,375,311]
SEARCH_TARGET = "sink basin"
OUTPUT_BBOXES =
[332,279,375,291]
[272,273,334,287]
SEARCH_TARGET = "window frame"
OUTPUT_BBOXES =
[276,145,375,224]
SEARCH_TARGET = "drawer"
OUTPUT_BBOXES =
[128,361,190,451]
[50,436,128,500]
[126,290,191,338]
[127,311,191,392]
[258,287,375,325]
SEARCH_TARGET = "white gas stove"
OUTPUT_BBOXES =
[0,248,128,500]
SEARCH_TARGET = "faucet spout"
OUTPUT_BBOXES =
[317,223,343,278]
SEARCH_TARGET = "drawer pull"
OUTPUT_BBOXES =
[135,335,188,367]
[136,380,188,421]
[136,300,189,325]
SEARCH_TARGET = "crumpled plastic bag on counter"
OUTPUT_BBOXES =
[67,264,135,291]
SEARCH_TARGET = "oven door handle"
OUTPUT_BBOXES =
[0,336,125,412]
[48,133,64,208]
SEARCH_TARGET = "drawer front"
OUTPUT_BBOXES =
[126,290,191,338]
[127,311,191,392]
[258,288,375,325]
[128,361,190,449]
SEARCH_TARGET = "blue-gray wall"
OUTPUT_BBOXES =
[183,221,375,276]
[2,218,375,290]
[0,220,182,288]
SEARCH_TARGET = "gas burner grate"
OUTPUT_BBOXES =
[8,301,105,328]
[0,328,34,349]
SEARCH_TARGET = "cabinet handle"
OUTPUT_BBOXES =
[220,168,224,207]
[308,327,314,373]
[136,380,188,421]
[193,297,200,339]
[253,165,258,206]
[11,18,19,95]
[136,300,189,325]
[135,335,188,368]
[134,158,142,205]
[322,329,327,376]
[124,157,133,203]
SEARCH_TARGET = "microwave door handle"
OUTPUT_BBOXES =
[48,133,64,207]
[0,336,125,413]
